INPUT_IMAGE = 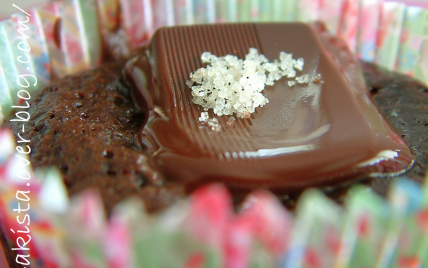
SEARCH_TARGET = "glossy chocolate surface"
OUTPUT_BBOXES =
[125,23,413,192]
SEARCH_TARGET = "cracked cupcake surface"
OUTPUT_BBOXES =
[6,62,184,214]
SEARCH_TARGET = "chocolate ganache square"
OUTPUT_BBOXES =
[124,22,413,193]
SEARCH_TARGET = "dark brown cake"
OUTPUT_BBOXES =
[6,62,184,214]
[5,59,428,214]
[361,61,428,195]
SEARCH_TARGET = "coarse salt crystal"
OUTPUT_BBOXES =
[296,74,310,84]
[199,112,209,122]
[208,118,222,132]
[227,117,236,127]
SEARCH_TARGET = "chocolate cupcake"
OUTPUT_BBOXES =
[4,41,426,206]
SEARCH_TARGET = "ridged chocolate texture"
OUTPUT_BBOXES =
[144,24,262,158]
[125,23,414,193]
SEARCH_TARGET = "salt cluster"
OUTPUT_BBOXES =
[188,48,318,119]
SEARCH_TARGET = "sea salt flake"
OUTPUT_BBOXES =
[294,58,304,71]
[242,110,251,119]
[312,73,323,84]
[199,112,209,122]
[296,74,310,84]
[201,52,213,63]
[208,118,221,132]
[227,117,236,127]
